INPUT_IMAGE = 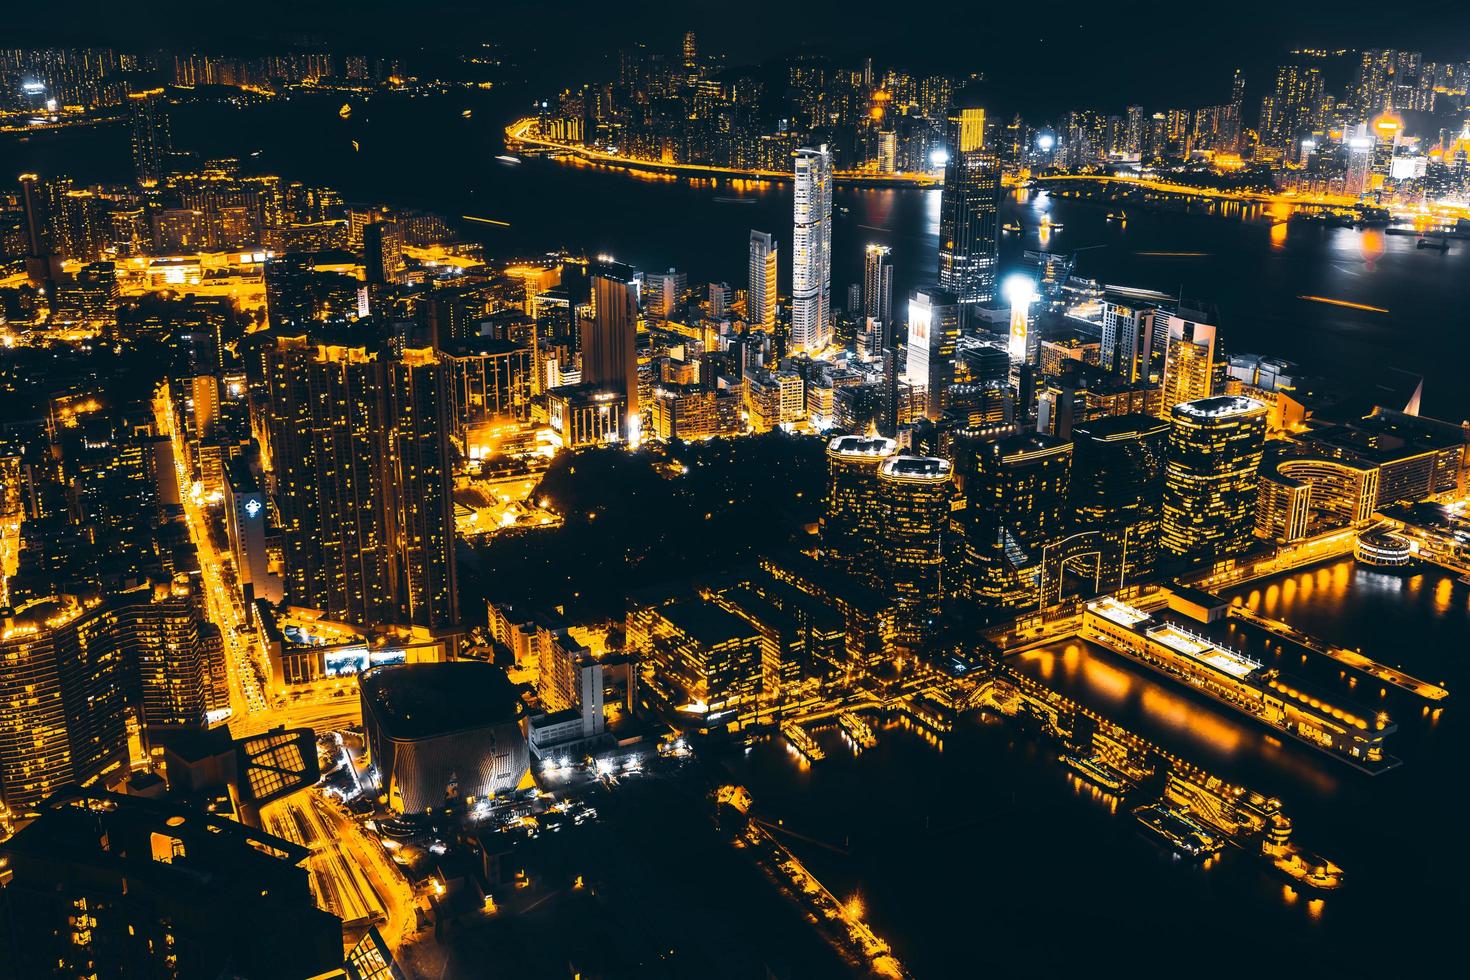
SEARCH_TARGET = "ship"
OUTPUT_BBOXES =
[1002,221,1024,233]
[338,103,352,119]
[713,196,757,204]
[1133,803,1223,858]
[1061,753,1128,793]
[1106,211,1128,221]
[1417,237,1449,251]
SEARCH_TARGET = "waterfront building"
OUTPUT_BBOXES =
[1255,445,1381,543]
[936,97,1002,310]
[791,147,833,353]
[748,231,778,329]
[361,662,529,813]
[1160,396,1268,564]
[637,598,763,719]
[581,261,641,438]
[0,788,344,978]
[1292,410,1467,507]
[904,287,961,421]
[1069,414,1171,584]
[961,433,1072,608]
[1159,313,1222,412]
[876,456,953,645]
[863,243,894,325]
[823,435,897,580]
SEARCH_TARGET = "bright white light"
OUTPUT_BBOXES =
[928,148,949,167]
[1003,275,1037,306]
[1037,133,1056,152]
[595,758,616,777]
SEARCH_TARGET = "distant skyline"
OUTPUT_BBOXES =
[14,1,1470,115]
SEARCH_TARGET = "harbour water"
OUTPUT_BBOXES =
[3,87,1469,417]
[719,555,1466,976]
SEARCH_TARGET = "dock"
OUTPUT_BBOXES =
[781,721,825,763]
[1230,605,1449,702]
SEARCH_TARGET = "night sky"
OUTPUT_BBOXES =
[14,1,1470,114]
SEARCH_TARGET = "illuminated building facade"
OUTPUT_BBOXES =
[1069,414,1170,583]
[362,220,406,287]
[961,433,1072,607]
[582,261,640,437]
[442,339,535,436]
[791,146,833,352]
[637,599,763,718]
[748,231,777,329]
[904,287,960,420]
[547,384,627,448]
[822,435,896,580]
[1160,396,1268,564]
[1159,314,1221,411]
[863,243,894,324]
[875,456,952,645]
[936,101,1001,308]
[127,88,171,185]
[1255,448,1380,543]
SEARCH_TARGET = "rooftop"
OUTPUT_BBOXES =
[361,662,525,740]
[827,435,896,459]
[1174,395,1265,419]
[660,599,761,648]
[880,455,952,481]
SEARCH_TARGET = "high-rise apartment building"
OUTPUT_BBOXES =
[904,287,960,420]
[791,146,833,352]
[1160,395,1268,564]
[747,231,777,329]
[128,88,172,185]
[1160,314,1221,411]
[582,261,641,435]
[863,243,894,325]
[363,220,406,287]
[936,98,1002,309]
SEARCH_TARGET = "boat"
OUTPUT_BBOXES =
[338,103,352,119]
[1133,803,1223,858]
[462,109,473,119]
[1061,753,1128,793]
[1002,221,1024,233]
[494,155,521,165]
[1417,237,1449,251]
[713,196,757,204]
[1106,211,1128,221]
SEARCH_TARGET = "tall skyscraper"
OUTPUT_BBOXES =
[791,146,833,353]
[262,337,460,630]
[264,253,319,332]
[823,435,896,581]
[904,287,960,420]
[1099,300,1159,382]
[748,231,777,329]
[1160,314,1221,411]
[1069,414,1171,584]
[582,261,641,435]
[961,432,1072,608]
[128,88,172,185]
[1160,395,1267,564]
[936,95,1002,310]
[863,243,894,324]
[363,220,406,287]
[647,268,687,320]
[876,456,952,646]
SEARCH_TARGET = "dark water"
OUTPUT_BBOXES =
[723,556,1467,976]
[4,88,1469,418]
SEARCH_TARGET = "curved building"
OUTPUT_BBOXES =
[823,435,896,577]
[1256,448,1380,543]
[1161,396,1267,564]
[876,456,953,645]
[361,662,528,814]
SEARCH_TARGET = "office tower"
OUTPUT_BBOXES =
[1004,276,1037,373]
[1160,395,1268,564]
[1160,314,1221,410]
[363,220,406,287]
[823,435,896,580]
[961,432,1072,608]
[264,336,392,626]
[936,95,1002,309]
[791,146,833,352]
[1069,414,1170,584]
[863,243,894,324]
[384,350,459,630]
[648,268,686,320]
[582,261,641,435]
[1100,300,1159,382]
[264,253,319,332]
[875,456,953,645]
[18,172,62,293]
[128,88,172,184]
[0,788,344,979]
[748,231,777,328]
[683,31,698,74]
[1346,125,1374,196]
[904,287,961,420]
[639,598,764,715]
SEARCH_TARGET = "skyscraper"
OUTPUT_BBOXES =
[128,88,172,185]
[863,243,894,325]
[647,268,687,320]
[748,231,777,329]
[582,261,641,436]
[791,146,833,353]
[823,434,896,582]
[876,456,952,646]
[936,96,1002,310]
[1160,313,1221,411]
[264,253,319,332]
[1069,414,1171,584]
[904,287,960,420]
[1160,395,1267,564]
[961,432,1073,608]
[363,220,406,287]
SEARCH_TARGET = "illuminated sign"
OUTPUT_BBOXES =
[244,498,262,519]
